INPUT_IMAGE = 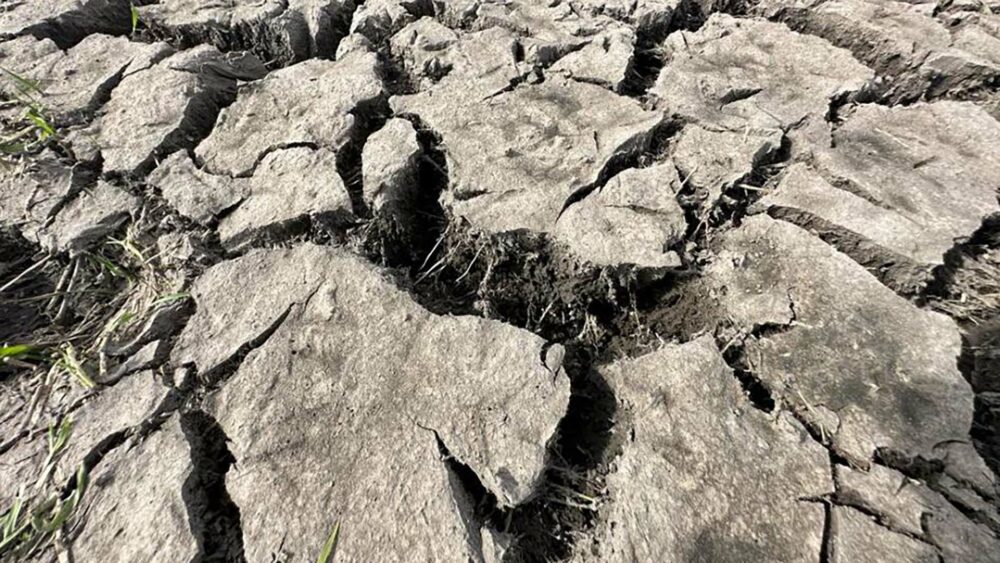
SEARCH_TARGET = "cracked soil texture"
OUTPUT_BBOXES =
[1,0,1000,561]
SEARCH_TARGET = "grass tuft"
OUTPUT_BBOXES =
[0,419,88,560]
[0,66,56,160]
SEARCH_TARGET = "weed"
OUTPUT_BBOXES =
[0,344,34,361]
[0,66,56,159]
[316,522,341,563]
[52,343,96,389]
[130,3,140,35]
[35,417,73,489]
[0,418,89,560]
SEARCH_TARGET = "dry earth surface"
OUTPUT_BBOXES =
[1,0,1000,561]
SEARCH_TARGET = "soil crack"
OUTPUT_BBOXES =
[180,409,246,563]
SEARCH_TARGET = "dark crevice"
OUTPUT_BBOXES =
[480,66,546,101]
[196,303,294,387]
[135,0,353,70]
[714,321,870,468]
[668,131,790,245]
[766,206,933,298]
[219,209,355,258]
[719,86,763,106]
[0,228,59,349]
[921,213,1000,315]
[103,299,193,358]
[972,390,1000,483]
[834,500,938,549]
[417,347,617,562]
[0,429,28,457]
[834,502,945,557]
[393,221,704,355]
[712,296,801,415]
[820,498,833,563]
[353,111,449,267]
[17,0,133,49]
[823,174,896,213]
[495,348,619,563]
[104,58,262,182]
[824,84,879,125]
[59,378,186,500]
[63,51,162,129]
[558,119,680,219]
[715,331,778,413]
[619,0,710,98]
[712,134,791,227]
[180,409,245,563]
[336,92,393,219]
[874,449,1000,533]
[617,22,669,98]
[430,430,503,536]
[28,157,102,236]
[832,458,944,549]
[874,449,947,482]
[918,214,1000,482]
[226,141,320,179]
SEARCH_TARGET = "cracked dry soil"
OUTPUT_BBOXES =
[2,0,1000,561]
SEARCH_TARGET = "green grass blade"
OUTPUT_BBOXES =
[56,346,95,389]
[51,418,72,455]
[73,465,89,499]
[2,496,23,538]
[24,109,54,139]
[130,3,139,34]
[316,522,340,563]
[86,252,129,280]
[0,67,42,96]
[0,344,32,360]
[150,292,191,308]
[0,520,30,555]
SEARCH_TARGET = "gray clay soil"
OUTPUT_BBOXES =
[1,0,1000,561]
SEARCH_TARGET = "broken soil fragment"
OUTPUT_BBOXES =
[759,0,1000,110]
[195,49,383,178]
[153,147,354,252]
[38,181,138,253]
[0,149,89,243]
[85,45,266,176]
[137,0,356,66]
[0,34,171,125]
[835,463,1000,561]
[71,416,199,562]
[0,0,133,48]
[830,506,939,563]
[361,117,422,216]
[392,76,663,237]
[555,163,686,270]
[705,215,974,469]
[757,101,1000,293]
[577,336,831,561]
[671,123,784,210]
[170,244,570,560]
[653,13,874,139]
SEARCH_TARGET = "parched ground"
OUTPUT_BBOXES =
[1,0,999,561]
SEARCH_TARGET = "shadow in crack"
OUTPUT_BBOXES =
[964,324,1000,479]
[181,409,246,563]
[923,216,1000,480]
[497,346,621,562]
[425,344,620,562]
